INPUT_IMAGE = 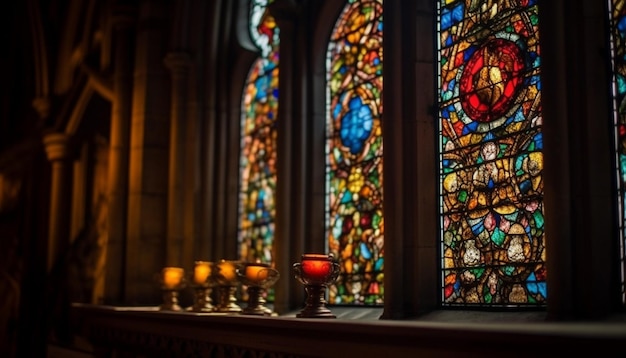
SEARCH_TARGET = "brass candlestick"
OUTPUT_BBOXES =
[215,260,242,313]
[158,267,186,311]
[237,262,280,316]
[187,261,216,313]
[293,253,340,318]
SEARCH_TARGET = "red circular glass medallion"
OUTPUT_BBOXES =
[459,38,525,122]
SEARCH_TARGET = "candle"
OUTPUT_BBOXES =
[218,260,237,283]
[193,261,212,285]
[301,254,332,281]
[245,263,270,283]
[162,267,184,289]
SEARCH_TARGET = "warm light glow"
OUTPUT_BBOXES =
[245,263,269,283]
[162,267,184,289]
[301,254,332,281]
[218,260,237,283]
[193,261,212,285]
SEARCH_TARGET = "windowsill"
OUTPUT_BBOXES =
[68,303,626,357]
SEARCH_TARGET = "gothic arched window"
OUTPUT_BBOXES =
[237,0,280,265]
[609,0,626,304]
[437,0,546,307]
[325,0,384,305]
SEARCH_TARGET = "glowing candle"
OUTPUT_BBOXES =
[245,263,270,283]
[218,260,237,283]
[193,261,212,285]
[301,254,332,281]
[162,267,184,289]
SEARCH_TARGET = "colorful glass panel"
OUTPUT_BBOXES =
[437,0,546,306]
[237,0,279,265]
[326,0,384,305]
[609,0,626,304]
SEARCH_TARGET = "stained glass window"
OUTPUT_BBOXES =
[237,0,279,265]
[609,0,626,304]
[325,0,384,305]
[437,0,546,306]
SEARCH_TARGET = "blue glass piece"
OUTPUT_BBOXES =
[340,190,353,203]
[254,77,268,99]
[441,11,453,31]
[526,272,538,294]
[466,121,478,132]
[333,102,343,119]
[537,281,547,298]
[445,35,453,47]
[332,216,343,239]
[360,242,372,260]
[618,15,626,38]
[448,78,456,91]
[519,179,531,194]
[263,60,276,71]
[514,107,526,122]
[441,107,449,119]
[441,3,464,30]
[515,155,525,170]
[534,133,543,150]
[340,97,373,154]
[617,74,626,95]
[463,47,476,61]
[374,257,383,271]
[471,221,484,235]
[452,3,465,23]
[453,276,461,290]
[530,75,541,85]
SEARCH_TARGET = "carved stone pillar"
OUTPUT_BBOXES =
[164,51,192,267]
[125,0,170,304]
[43,132,73,273]
[268,0,305,314]
[104,4,136,304]
[540,0,615,320]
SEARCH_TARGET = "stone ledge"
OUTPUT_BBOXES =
[69,303,626,357]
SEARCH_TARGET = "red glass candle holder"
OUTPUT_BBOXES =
[293,253,340,318]
[237,262,280,316]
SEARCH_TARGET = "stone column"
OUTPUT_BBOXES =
[268,0,303,314]
[164,52,191,267]
[411,0,438,317]
[379,0,423,319]
[540,0,616,320]
[199,0,222,261]
[104,4,136,305]
[43,132,73,273]
[125,0,170,304]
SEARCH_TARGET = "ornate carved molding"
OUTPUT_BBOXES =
[43,132,73,162]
